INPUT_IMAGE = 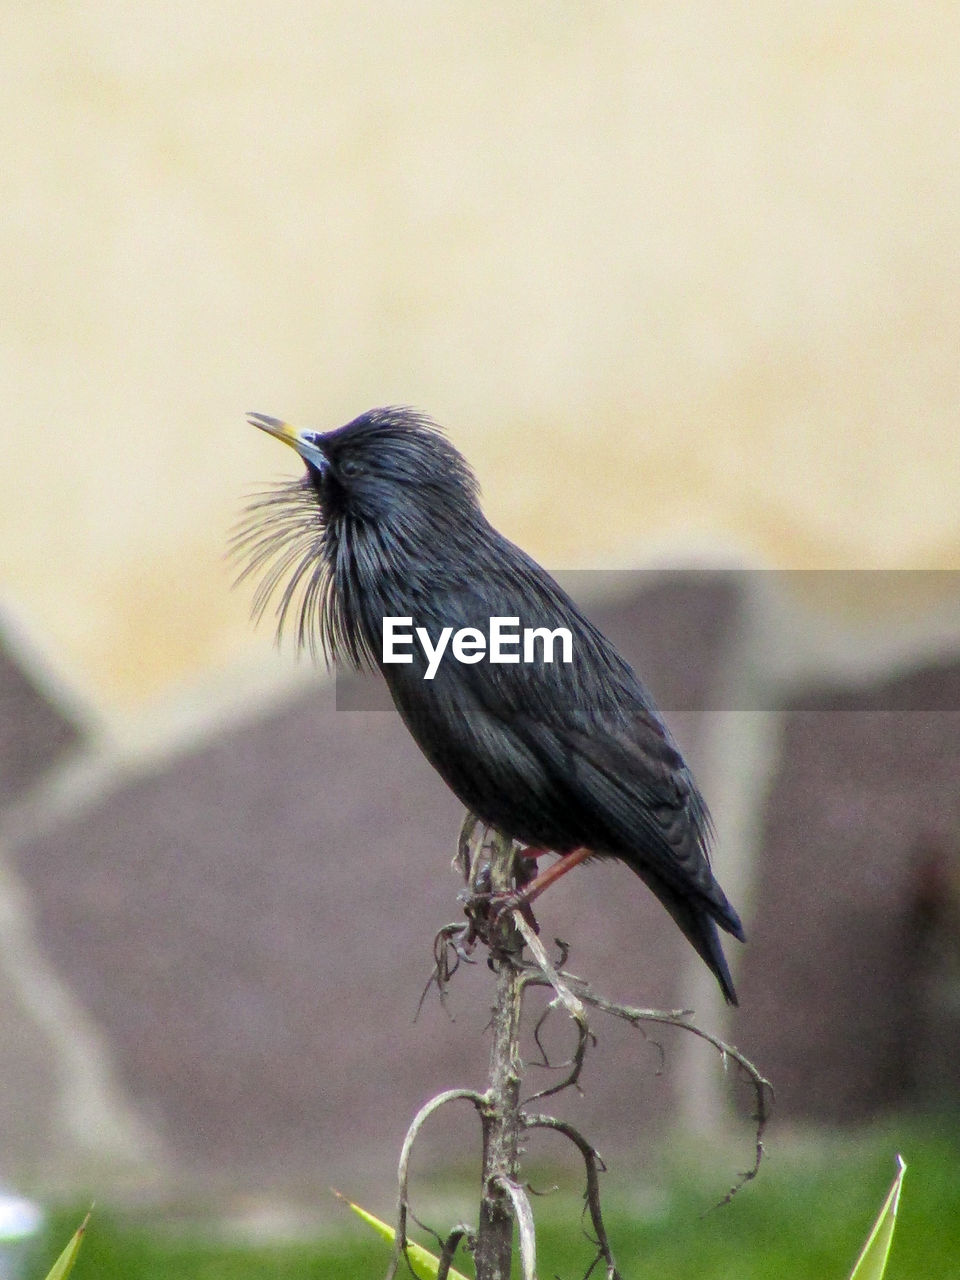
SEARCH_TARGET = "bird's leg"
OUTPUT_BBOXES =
[493,846,593,917]
[515,845,544,892]
[461,840,545,940]
[498,844,547,932]
[491,845,543,931]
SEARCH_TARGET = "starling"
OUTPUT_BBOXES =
[235,408,745,1003]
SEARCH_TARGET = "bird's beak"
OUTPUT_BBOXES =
[246,413,328,472]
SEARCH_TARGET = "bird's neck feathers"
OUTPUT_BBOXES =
[232,459,491,672]
[323,498,489,617]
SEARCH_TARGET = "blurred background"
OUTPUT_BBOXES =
[2,3,959,1276]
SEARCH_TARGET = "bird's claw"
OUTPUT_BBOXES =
[487,889,521,922]
[461,887,541,941]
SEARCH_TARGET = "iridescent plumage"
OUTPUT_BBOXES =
[235,407,745,1002]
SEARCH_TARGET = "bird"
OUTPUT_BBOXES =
[235,407,745,1003]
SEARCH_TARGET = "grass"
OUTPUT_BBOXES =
[28,1120,960,1280]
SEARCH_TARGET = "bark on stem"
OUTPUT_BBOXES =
[473,830,525,1280]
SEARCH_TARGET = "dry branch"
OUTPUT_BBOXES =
[388,824,773,1279]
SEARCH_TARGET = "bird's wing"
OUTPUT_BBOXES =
[383,566,722,906]
[510,707,720,894]
[425,624,719,894]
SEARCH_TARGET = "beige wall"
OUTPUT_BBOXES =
[3,3,959,719]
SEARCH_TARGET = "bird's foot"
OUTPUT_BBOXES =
[465,886,541,938]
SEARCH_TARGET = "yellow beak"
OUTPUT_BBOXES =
[246,413,328,471]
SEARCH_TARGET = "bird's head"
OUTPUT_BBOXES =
[246,406,480,527]
[234,407,484,659]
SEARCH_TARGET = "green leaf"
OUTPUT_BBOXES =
[334,1191,471,1280]
[848,1155,906,1280]
[41,1212,90,1280]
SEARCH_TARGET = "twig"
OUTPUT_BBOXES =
[390,823,773,1279]
[436,1224,475,1280]
[495,1177,538,1279]
[474,832,526,1280]
[514,915,598,1104]
[513,911,585,1022]
[386,1087,484,1280]
[553,974,773,1200]
[523,995,594,1105]
[524,1114,621,1280]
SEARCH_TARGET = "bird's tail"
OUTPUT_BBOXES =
[636,871,744,1006]
[681,903,741,1006]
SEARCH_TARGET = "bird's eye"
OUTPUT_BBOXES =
[338,456,363,479]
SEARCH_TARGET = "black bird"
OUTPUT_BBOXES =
[236,408,745,1003]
